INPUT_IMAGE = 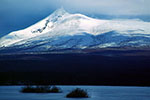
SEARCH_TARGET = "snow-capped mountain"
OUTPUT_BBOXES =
[0,8,150,53]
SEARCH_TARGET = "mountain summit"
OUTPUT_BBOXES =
[0,8,150,53]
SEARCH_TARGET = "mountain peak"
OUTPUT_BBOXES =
[50,7,69,17]
[1,8,150,51]
[47,7,70,23]
[56,7,67,13]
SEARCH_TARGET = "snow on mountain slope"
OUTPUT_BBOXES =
[0,8,70,47]
[0,8,150,53]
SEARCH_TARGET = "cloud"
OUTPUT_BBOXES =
[0,0,149,15]
[61,0,150,15]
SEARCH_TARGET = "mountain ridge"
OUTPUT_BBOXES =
[0,8,150,53]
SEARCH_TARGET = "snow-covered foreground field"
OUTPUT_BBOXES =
[0,86,150,100]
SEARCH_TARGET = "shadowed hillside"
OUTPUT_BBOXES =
[0,50,150,86]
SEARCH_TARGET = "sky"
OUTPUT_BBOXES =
[0,0,150,36]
